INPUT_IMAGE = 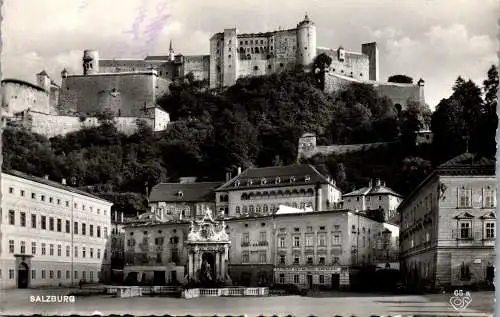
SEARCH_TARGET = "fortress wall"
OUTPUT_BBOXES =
[183,55,210,81]
[153,107,171,132]
[299,142,390,160]
[154,77,172,99]
[2,81,51,116]
[325,51,370,81]
[27,112,160,138]
[323,73,425,109]
[59,73,158,117]
[98,60,165,73]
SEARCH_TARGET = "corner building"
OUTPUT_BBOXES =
[399,153,496,288]
[0,171,113,289]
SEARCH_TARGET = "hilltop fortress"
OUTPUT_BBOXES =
[2,15,425,138]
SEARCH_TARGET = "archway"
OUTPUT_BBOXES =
[17,262,29,289]
[200,252,216,285]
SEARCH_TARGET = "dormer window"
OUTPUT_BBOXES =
[235,180,240,187]
[290,176,296,183]
[275,177,281,184]
[305,176,311,182]
[177,191,183,198]
[261,178,267,185]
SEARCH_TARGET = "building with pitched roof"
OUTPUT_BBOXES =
[0,170,113,289]
[399,153,496,289]
[214,164,342,217]
[342,178,403,221]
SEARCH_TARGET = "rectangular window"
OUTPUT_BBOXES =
[66,245,70,257]
[259,251,266,263]
[41,243,46,255]
[31,214,36,228]
[485,222,495,239]
[319,275,325,284]
[460,221,472,239]
[66,220,70,233]
[41,195,46,202]
[242,251,249,263]
[104,227,108,237]
[57,244,62,256]
[20,241,26,254]
[74,246,78,258]
[49,244,54,256]
[90,248,94,258]
[82,271,87,281]
[307,256,313,264]
[32,270,36,280]
[74,222,79,234]
[293,236,300,247]
[259,231,266,242]
[294,275,299,284]
[279,236,286,248]
[49,270,54,279]
[279,273,285,284]
[9,269,14,279]
[332,234,341,245]
[305,234,314,247]
[97,249,101,259]
[41,216,46,230]
[57,270,61,279]
[459,188,472,208]
[49,217,54,231]
[484,188,495,208]
[57,219,62,232]
[42,270,46,279]
[318,233,326,246]
[74,271,78,279]
[8,210,15,225]
[9,240,14,253]
[20,212,26,227]
[32,193,36,199]
[8,187,13,194]
[97,226,101,238]
[90,225,94,237]
[82,247,86,258]
[32,242,36,255]
[294,256,300,264]
[66,271,70,279]
[82,223,86,235]
[279,255,286,264]
[49,197,53,203]
[242,232,249,243]
[20,190,25,197]
[319,257,326,265]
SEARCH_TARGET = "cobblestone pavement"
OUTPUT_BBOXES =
[0,288,494,316]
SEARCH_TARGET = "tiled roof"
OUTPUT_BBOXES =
[216,164,334,191]
[149,182,223,203]
[3,170,113,204]
[438,152,495,168]
[343,184,402,198]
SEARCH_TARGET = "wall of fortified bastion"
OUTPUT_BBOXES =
[2,80,51,116]
[59,72,171,117]
[323,72,424,110]
[18,111,167,138]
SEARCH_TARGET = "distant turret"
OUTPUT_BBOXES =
[169,40,175,62]
[296,14,317,70]
[83,50,99,75]
[36,70,51,92]
[61,68,68,79]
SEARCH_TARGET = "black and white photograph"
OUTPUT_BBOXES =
[0,0,497,316]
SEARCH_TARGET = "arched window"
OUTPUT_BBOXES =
[263,204,269,213]
[242,206,248,213]
[249,205,255,213]
[256,205,261,213]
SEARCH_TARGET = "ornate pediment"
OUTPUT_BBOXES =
[187,207,229,243]
[480,212,496,219]
[454,212,474,219]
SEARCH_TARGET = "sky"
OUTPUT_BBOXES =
[2,0,498,108]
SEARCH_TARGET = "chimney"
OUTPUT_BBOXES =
[61,178,67,185]
[44,175,49,180]
[225,172,230,182]
[237,167,242,175]
[375,179,381,187]
[120,212,124,223]
[368,179,373,187]
[382,181,386,187]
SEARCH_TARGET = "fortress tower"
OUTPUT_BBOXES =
[296,14,317,69]
[361,42,379,81]
[83,50,99,75]
[36,70,51,92]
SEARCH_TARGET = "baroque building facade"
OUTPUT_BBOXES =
[399,153,496,289]
[0,170,113,289]
[122,164,400,289]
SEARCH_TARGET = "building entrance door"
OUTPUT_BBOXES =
[331,273,340,290]
[153,271,166,285]
[18,262,29,289]
[307,274,313,289]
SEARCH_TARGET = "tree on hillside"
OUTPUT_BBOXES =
[399,101,432,150]
[313,53,332,89]
[388,75,414,84]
